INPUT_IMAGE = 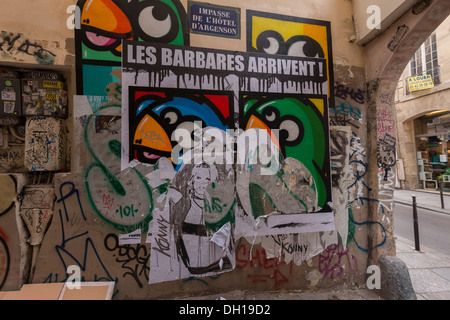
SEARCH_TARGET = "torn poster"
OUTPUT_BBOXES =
[121,36,334,283]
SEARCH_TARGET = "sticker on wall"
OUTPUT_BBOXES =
[21,71,67,118]
[75,0,190,96]
[24,117,66,171]
[0,69,22,116]
[188,1,240,39]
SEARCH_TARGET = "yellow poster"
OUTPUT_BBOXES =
[246,10,332,97]
[407,74,434,93]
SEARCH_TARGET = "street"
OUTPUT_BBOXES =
[394,203,450,255]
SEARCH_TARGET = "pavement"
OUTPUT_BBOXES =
[393,188,450,215]
[174,189,450,301]
[393,188,450,300]
[395,234,450,300]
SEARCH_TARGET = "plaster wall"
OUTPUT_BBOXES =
[352,0,416,45]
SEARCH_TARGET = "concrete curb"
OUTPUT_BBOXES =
[394,200,450,215]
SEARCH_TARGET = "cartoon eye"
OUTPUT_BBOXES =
[262,106,280,124]
[279,118,304,145]
[262,37,280,54]
[137,2,178,42]
[262,107,278,122]
[285,36,324,58]
[160,107,181,126]
[287,41,309,57]
[256,31,284,55]
[163,111,178,125]
[266,111,276,121]
[174,121,202,149]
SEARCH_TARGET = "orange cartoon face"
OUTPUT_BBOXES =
[80,0,133,55]
[78,0,189,56]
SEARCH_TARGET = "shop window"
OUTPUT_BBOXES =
[415,112,450,191]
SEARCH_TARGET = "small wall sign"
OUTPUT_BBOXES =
[188,1,240,39]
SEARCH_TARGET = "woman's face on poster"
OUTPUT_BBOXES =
[191,167,211,198]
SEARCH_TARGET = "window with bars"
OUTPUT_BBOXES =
[425,34,440,85]
[410,49,423,77]
[407,33,440,95]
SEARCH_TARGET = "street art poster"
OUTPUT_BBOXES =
[121,10,334,281]
[246,10,333,94]
[75,0,189,96]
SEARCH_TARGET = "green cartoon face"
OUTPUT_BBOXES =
[241,96,327,206]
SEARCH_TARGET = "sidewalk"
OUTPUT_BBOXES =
[394,188,450,215]
[393,188,450,300]
[396,235,450,300]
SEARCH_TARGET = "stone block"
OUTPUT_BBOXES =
[379,255,417,300]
